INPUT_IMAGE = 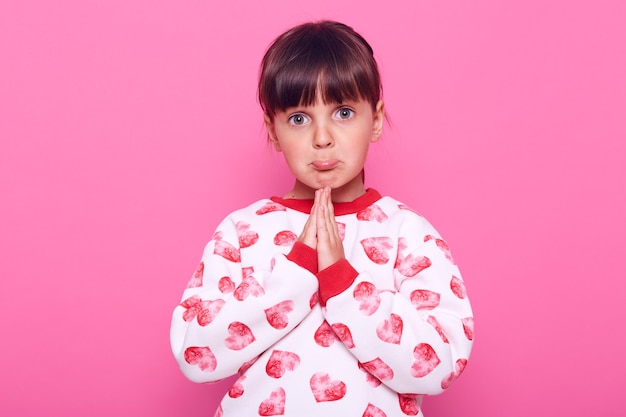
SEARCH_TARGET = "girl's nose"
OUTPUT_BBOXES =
[313,126,334,148]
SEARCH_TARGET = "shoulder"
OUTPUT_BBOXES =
[216,198,296,233]
[225,198,289,220]
[374,195,424,220]
[374,195,441,237]
[209,198,292,241]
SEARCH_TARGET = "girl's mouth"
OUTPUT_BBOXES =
[312,160,339,170]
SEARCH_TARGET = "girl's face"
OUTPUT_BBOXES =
[265,97,384,202]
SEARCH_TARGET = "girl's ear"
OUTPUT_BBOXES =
[371,100,385,142]
[264,113,282,151]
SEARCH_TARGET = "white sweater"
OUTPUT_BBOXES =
[170,189,474,417]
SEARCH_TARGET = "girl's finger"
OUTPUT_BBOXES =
[316,202,328,237]
[298,203,317,248]
[324,188,340,241]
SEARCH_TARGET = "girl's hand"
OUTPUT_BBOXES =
[315,187,345,270]
[298,196,318,249]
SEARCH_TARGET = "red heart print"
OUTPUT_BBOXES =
[310,372,347,402]
[225,322,255,350]
[353,282,381,316]
[358,362,382,387]
[180,295,204,321]
[424,235,455,264]
[362,403,387,417]
[314,321,335,347]
[398,393,420,416]
[242,266,254,278]
[266,350,301,378]
[184,346,216,372]
[196,299,225,326]
[213,240,241,262]
[265,300,294,330]
[357,204,388,223]
[331,323,355,348]
[360,237,394,265]
[273,230,297,247]
[450,275,467,298]
[187,262,204,288]
[462,317,474,340]
[398,203,416,212]
[394,237,431,277]
[440,358,468,390]
[360,357,394,381]
[427,316,449,343]
[336,222,346,240]
[180,295,225,326]
[218,276,235,293]
[256,201,286,215]
[236,221,259,248]
[409,289,440,310]
[234,275,265,301]
[376,313,403,344]
[228,375,245,398]
[396,253,431,277]
[395,237,408,256]
[258,387,286,416]
[411,343,440,377]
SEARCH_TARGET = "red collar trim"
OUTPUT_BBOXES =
[270,188,382,215]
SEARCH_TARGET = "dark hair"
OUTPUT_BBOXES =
[258,21,382,120]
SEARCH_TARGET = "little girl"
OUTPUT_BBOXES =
[170,21,474,417]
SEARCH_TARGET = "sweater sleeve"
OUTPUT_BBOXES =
[320,213,474,396]
[170,212,319,383]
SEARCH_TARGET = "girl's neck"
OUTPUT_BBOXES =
[284,177,366,203]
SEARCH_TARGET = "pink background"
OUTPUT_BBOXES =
[1,0,624,416]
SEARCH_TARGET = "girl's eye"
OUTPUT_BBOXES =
[288,113,309,125]
[336,107,355,120]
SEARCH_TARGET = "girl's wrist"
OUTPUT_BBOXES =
[316,259,358,306]
[286,242,318,274]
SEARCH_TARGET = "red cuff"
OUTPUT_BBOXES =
[286,242,318,274]
[316,259,358,306]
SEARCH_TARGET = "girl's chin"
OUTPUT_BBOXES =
[292,174,364,196]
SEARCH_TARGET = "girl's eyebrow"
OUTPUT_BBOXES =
[283,107,308,113]
[281,98,365,113]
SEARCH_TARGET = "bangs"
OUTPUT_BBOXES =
[259,21,381,118]
[272,51,371,110]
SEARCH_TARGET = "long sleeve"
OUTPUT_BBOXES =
[320,201,474,395]
[170,192,473,417]
[170,202,319,382]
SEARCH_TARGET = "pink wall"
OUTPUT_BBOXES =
[1,1,624,416]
